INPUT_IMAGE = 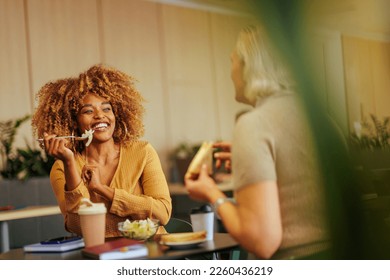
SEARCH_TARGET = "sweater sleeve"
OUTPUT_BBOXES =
[232,111,277,190]
[109,143,172,225]
[49,160,90,214]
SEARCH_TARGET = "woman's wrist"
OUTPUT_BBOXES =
[62,154,77,170]
[94,184,114,201]
[212,196,236,219]
[208,188,225,204]
[213,197,236,210]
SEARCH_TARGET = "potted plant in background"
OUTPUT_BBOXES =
[0,116,67,249]
[168,141,229,184]
[350,114,390,169]
[169,142,201,184]
[0,115,54,181]
[0,115,55,207]
[0,114,30,179]
[349,114,390,195]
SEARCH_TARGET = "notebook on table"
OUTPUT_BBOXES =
[81,238,148,260]
[23,236,85,253]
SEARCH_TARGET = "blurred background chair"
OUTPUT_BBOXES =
[164,217,193,233]
[358,168,390,258]
[369,168,390,196]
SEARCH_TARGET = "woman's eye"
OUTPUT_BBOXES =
[103,107,112,112]
[82,110,93,114]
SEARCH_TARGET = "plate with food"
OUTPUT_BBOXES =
[159,231,207,249]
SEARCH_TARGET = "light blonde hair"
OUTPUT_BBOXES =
[235,25,294,103]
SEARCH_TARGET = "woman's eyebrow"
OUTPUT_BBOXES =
[80,104,92,109]
[80,102,111,109]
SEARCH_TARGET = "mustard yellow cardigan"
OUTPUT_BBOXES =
[50,141,172,237]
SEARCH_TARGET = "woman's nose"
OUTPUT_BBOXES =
[94,110,104,118]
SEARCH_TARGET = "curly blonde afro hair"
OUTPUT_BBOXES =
[32,64,145,153]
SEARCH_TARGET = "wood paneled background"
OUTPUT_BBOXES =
[342,36,390,124]
[0,0,253,178]
[1,0,389,180]
[304,0,390,134]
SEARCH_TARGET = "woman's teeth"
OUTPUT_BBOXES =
[93,123,108,130]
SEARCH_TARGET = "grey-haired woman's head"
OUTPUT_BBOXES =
[232,25,294,105]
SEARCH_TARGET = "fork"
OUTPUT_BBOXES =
[36,135,88,142]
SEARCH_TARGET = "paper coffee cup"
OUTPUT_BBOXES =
[78,198,106,247]
[190,205,214,240]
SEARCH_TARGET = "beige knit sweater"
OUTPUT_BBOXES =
[232,94,330,259]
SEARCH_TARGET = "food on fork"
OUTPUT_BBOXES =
[36,129,94,146]
[185,141,214,180]
[82,129,94,147]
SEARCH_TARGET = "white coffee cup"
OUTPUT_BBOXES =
[78,198,106,247]
[190,205,214,240]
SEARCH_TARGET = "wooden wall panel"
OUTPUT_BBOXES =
[323,36,348,134]
[0,0,32,147]
[321,32,348,135]
[27,0,101,94]
[342,35,390,127]
[100,0,168,170]
[0,0,256,178]
[370,41,390,118]
[209,13,254,141]
[306,35,328,106]
[160,5,218,146]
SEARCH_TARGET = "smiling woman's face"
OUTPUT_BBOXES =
[76,93,116,143]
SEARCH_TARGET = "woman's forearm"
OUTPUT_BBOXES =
[62,156,82,191]
[217,181,283,259]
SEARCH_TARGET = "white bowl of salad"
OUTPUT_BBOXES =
[118,218,160,241]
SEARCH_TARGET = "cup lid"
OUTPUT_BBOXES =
[78,198,106,215]
[191,204,213,214]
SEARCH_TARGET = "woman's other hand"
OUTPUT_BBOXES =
[213,141,232,172]
[81,164,101,191]
[81,164,114,201]
[185,164,221,203]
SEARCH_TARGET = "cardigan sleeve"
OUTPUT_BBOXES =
[49,160,90,214]
[109,143,172,225]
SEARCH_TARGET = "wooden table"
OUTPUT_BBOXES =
[0,233,239,260]
[0,205,61,253]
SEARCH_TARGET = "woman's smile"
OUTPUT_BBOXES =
[77,94,116,142]
[91,122,110,131]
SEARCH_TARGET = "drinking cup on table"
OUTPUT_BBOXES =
[190,204,214,240]
[77,198,106,247]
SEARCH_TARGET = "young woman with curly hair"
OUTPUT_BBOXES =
[31,64,172,238]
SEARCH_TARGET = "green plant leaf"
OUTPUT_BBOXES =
[350,114,390,151]
[1,115,55,181]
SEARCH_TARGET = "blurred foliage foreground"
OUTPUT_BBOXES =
[0,115,54,181]
[252,0,390,259]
